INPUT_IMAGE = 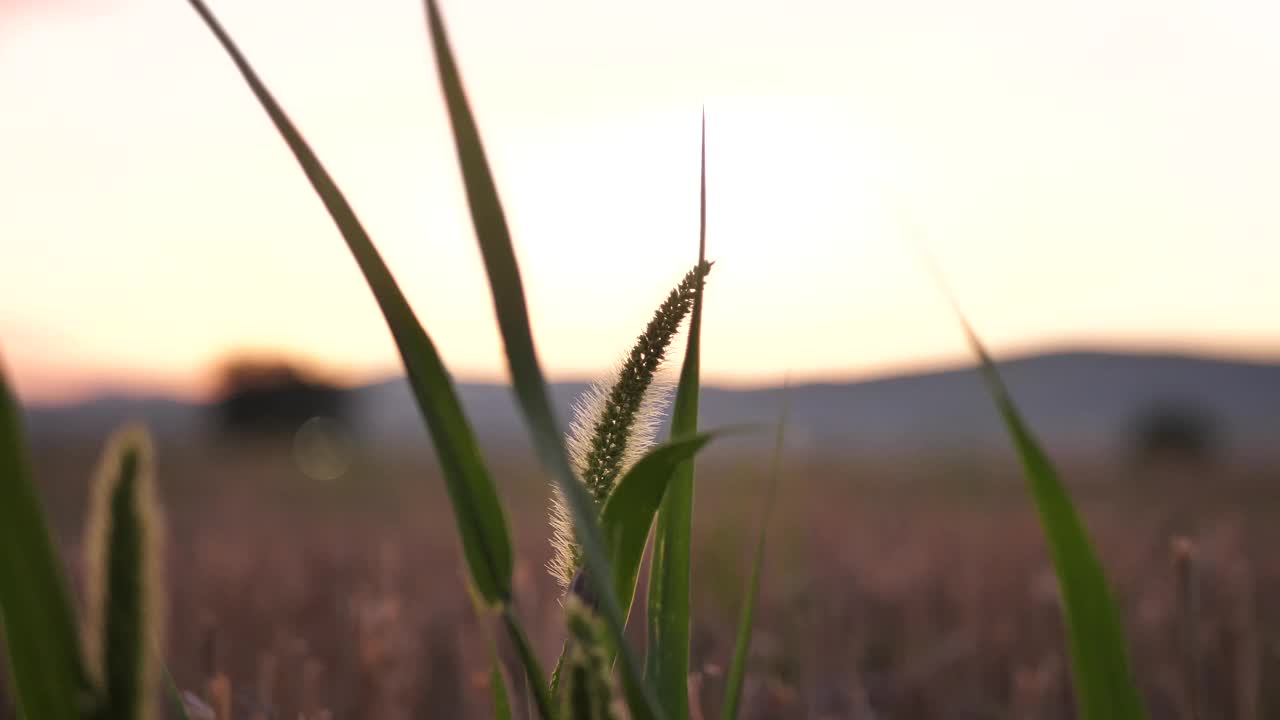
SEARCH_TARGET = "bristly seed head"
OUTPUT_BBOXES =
[548,260,712,588]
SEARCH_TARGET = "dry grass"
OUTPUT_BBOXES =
[4,438,1278,719]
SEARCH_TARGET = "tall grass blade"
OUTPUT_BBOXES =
[551,433,717,697]
[499,607,555,720]
[646,111,708,718]
[465,583,515,720]
[951,313,1146,719]
[161,663,192,720]
[181,0,514,608]
[719,393,787,720]
[488,652,513,720]
[0,361,88,719]
[599,433,714,621]
[424,2,663,717]
[84,426,165,720]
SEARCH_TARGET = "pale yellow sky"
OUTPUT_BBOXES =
[2,0,1278,403]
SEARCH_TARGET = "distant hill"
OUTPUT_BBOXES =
[22,351,1280,460]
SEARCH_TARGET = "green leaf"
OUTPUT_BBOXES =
[956,318,1146,719]
[181,0,513,607]
[424,2,663,718]
[646,111,708,719]
[482,625,513,720]
[488,655,512,720]
[83,427,165,720]
[600,433,714,621]
[499,607,555,720]
[161,664,191,720]
[553,431,725,698]
[0,360,88,719]
[720,396,787,720]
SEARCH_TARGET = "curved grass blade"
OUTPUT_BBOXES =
[84,426,165,720]
[464,580,515,720]
[424,2,663,717]
[181,0,513,607]
[646,110,708,719]
[499,606,555,720]
[599,433,714,621]
[946,311,1146,718]
[0,361,88,719]
[161,663,191,720]
[488,651,513,720]
[720,393,787,720]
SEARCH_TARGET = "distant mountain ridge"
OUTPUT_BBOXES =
[22,350,1280,459]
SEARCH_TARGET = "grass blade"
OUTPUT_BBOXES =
[161,663,191,720]
[182,0,514,607]
[646,111,708,718]
[599,433,714,621]
[487,650,513,720]
[552,433,717,697]
[952,314,1146,719]
[719,394,787,720]
[181,0,558,713]
[424,2,663,717]
[500,607,555,720]
[84,426,165,720]
[0,360,88,718]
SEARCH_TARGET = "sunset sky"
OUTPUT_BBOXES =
[2,0,1278,403]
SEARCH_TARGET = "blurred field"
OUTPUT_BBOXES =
[4,437,1279,719]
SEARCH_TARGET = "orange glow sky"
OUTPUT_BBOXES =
[3,0,1279,403]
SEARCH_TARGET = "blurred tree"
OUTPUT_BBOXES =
[1131,401,1220,469]
[213,358,347,436]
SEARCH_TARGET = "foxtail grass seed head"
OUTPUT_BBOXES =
[549,261,712,587]
[560,597,623,720]
[83,424,166,720]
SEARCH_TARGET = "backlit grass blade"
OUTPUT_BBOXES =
[182,0,513,607]
[488,653,513,720]
[646,110,708,718]
[162,664,191,720]
[424,2,663,717]
[0,360,88,719]
[551,433,717,697]
[181,0,554,713]
[84,427,165,720]
[465,582,514,720]
[720,394,787,720]
[599,433,714,621]
[955,316,1146,719]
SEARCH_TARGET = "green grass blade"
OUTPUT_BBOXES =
[599,433,714,621]
[0,360,88,719]
[84,427,165,720]
[719,395,787,720]
[488,652,513,720]
[161,663,191,720]
[646,111,708,718]
[552,431,725,698]
[954,317,1146,719]
[424,2,663,718]
[465,584,515,720]
[182,0,514,608]
[499,608,553,720]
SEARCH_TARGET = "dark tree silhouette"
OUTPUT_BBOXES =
[1130,400,1220,468]
[214,359,347,436]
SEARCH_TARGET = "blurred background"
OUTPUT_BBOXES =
[2,0,1279,717]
